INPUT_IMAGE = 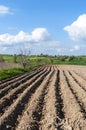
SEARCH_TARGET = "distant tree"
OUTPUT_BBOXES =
[57,55,68,61]
[0,55,4,62]
[40,53,44,56]
[19,48,31,69]
[67,56,75,61]
[50,58,53,64]
[13,54,17,63]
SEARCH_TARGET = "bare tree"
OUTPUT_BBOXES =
[0,55,5,62]
[19,48,31,69]
[13,54,17,63]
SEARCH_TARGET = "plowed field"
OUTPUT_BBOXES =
[0,65,86,130]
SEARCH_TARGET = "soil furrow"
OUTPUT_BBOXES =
[16,67,54,130]
[59,70,86,130]
[0,67,50,130]
[63,71,86,114]
[68,71,86,91]
[55,69,65,129]
[0,67,48,115]
[0,67,47,99]
[0,65,85,130]
[0,66,43,84]
[0,66,44,90]
[40,70,58,130]
[74,71,86,81]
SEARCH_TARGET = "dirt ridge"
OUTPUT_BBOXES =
[0,65,86,130]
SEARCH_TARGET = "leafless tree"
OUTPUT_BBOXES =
[0,55,4,62]
[19,48,31,69]
[13,54,17,63]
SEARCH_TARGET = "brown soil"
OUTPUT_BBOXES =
[0,65,86,130]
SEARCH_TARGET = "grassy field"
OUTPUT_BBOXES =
[0,54,86,80]
[0,68,27,80]
[1,54,86,65]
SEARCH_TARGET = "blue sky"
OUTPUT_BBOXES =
[0,0,86,55]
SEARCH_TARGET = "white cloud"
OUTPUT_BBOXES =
[70,45,80,52]
[31,28,51,42]
[64,14,86,41]
[0,28,61,55]
[0,28,51,45]
[57,48,62,52]
[0,5,13,15]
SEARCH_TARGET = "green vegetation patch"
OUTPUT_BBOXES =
[0,54,86,81]
[0,68,27,81]
[1,54,86,66]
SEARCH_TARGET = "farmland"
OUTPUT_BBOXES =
[0,54,86,80]
[0,65,86,130]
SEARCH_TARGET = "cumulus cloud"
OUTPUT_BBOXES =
[64,14,86,41]
[0,28,61,55]
[0,5,13,15]
[31,28,51,42]
[70,45,80,52]
[0,28,51,45]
